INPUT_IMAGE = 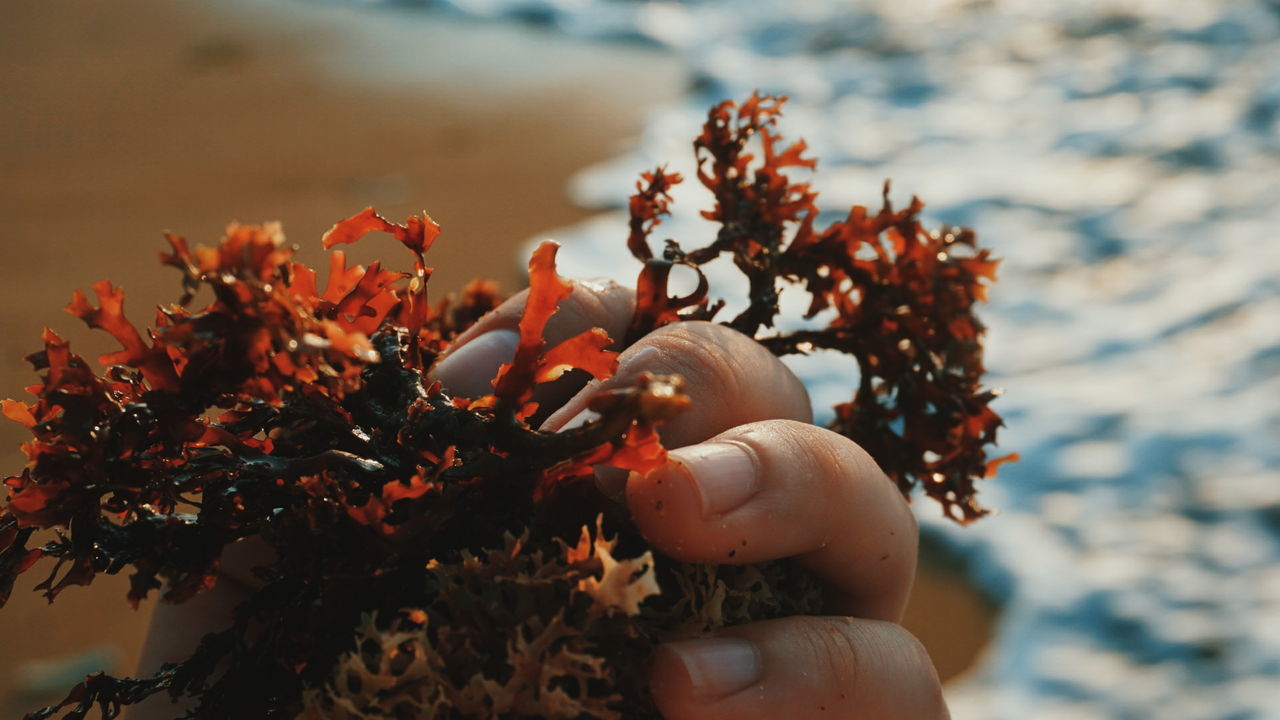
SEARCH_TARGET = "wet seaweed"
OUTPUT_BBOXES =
[1,94,1009,719]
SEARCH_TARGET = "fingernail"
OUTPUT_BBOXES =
[663,638,762,700]
[669,442,760,516]
[433,329,520,398]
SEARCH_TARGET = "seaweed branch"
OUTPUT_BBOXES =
[1,93,1010,719]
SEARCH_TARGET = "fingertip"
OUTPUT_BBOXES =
[626,461,705,563]
[549,278,635,346]
[430,328,520,398]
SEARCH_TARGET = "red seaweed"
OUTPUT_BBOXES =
[1,94,1010,719]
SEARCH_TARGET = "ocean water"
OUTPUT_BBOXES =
[402,1,1279,716]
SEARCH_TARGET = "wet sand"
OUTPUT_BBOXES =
[0,1,990,714]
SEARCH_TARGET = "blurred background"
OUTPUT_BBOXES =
[2,0,1278,718]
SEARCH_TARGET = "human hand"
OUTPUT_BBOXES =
[434,279,948,720]
[135,276,945,720]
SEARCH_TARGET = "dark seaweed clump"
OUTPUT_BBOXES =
[0,94,1011,719]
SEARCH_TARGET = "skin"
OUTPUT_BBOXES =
[133,278,948,720]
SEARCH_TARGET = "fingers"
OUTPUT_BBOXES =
[431,278,635,399]
[542,321,812,448]
[629,419,917,622]
[650,616,948,720]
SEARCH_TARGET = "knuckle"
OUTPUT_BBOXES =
[643,322,809,420]
[813,426,916,529]
[638,323,742,394]
[813,619,947,719]
[796,616,865,686]
[890,624,935,677]
[901,489,920,538]
[874,622,948,718]
[737,420,860,491]
[648,320,760,355]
